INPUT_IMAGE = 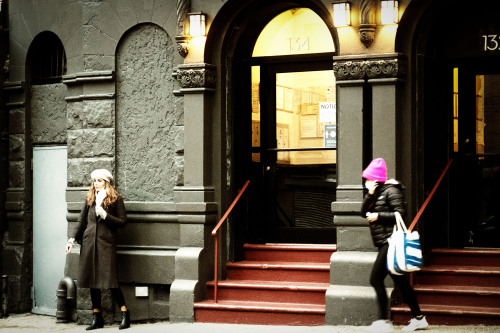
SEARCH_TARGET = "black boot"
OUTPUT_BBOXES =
[86,311,104,330]
[119,310,130,330]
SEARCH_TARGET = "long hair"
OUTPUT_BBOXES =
[86,181,119,208]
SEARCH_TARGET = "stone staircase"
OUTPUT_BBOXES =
[391,248,500,325]
[194,243,336,325]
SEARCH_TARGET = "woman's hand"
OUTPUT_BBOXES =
[365,180,378,195]
[96,205,107,219]
[366,212,379,222]
[66,238,75,254]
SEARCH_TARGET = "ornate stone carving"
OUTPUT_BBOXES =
[175,35,191,58]
[332,60,366,81]
[360,0,376,48]
[176,64,216,89]
[364,59,402,79]
[333,57,406,81]
[360,0,376,24]
[359,24,376,48]
[177,0,190,36]
[176,0,191,57]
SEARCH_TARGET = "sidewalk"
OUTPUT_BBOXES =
[1,313,499,333]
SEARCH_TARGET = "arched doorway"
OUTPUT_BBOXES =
[27,31,68,315]
[414,1,500,249]
[226,6,338,250]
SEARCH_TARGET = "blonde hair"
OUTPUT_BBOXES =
[86,181,119,208]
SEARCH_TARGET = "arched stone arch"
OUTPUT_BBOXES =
[115,23,183,201]
[205,0,338,63]
[27,31,68,145]
[203,0,338,210]
[27,31,67,85]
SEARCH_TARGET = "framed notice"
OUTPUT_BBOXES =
[300,114,319,138]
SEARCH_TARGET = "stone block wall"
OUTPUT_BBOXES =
[30,84,67,144]
[2,0,220,323]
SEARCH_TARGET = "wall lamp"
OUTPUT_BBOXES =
[381,0,399,24]
[189,12,206,37]
[333,2,351,27]
[175,11,207,57]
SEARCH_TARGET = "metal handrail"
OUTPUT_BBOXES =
[409,159,453,232]
[211,180,250,303]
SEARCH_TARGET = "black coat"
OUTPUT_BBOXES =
[71,196,127,288]
[361,180,406,247]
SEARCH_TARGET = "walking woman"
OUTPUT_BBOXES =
[361,158,428,333]
[66,169,130,330]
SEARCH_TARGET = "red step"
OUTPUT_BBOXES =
[414,285,500,308]
[226,261,330,283]
[206,280,328,304]
[194,243,336,325]
[194,300,325,325]
[392,248,500,325]
[430,248,500,267]
[415,265,500,287]
[243,243,336,263]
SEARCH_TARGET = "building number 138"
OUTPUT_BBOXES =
[482,35,500,51]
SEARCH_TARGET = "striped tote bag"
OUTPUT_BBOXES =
[386,212,422,275]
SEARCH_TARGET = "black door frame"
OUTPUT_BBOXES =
[424,56,500,249]
[243,53,337,244]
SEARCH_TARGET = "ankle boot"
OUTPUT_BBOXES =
[119,310,130,330]
[86,311,104,330]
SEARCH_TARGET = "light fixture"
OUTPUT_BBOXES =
[333,2,351,27]
[381,0,399,24]
[189,12,206,37]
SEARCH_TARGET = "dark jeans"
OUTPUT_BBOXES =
[370,243,422,319]
[90,288,126,310]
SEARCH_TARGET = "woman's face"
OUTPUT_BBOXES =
[94,178,106,191]
[365,179,378,191]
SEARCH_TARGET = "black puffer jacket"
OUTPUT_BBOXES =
[361,179,407,247]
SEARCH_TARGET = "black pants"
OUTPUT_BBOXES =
[90,288,126,310]
[370,243,422,320]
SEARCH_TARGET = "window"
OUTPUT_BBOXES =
[252,8,335,57]
[28,32,66,84]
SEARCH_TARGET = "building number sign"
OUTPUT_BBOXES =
[482,35,500,51]
[289,37,310,52]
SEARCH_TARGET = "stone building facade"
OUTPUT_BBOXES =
[1,0,500,327]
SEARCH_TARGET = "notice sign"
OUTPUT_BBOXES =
[319,102,336,123]
[324,124,337,148]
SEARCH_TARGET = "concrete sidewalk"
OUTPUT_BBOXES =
[1,313,499,333]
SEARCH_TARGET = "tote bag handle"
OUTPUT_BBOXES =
[394,211,408,233]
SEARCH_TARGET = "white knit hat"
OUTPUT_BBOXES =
[91,169,113,183]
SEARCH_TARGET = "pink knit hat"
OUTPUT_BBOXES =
[362,158,387,182]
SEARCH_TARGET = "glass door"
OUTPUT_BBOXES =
[239,7,337,244]
[452,67,500,248]
[250,62,337,243]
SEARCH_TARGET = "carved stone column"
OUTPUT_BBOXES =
[331,57,370,252]
[327,54,406,326]
[170,63,217,323]
[366,54,406,177]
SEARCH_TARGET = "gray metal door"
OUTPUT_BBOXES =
[32,146,67,315]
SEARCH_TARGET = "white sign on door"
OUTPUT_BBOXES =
[319,102,336,123]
